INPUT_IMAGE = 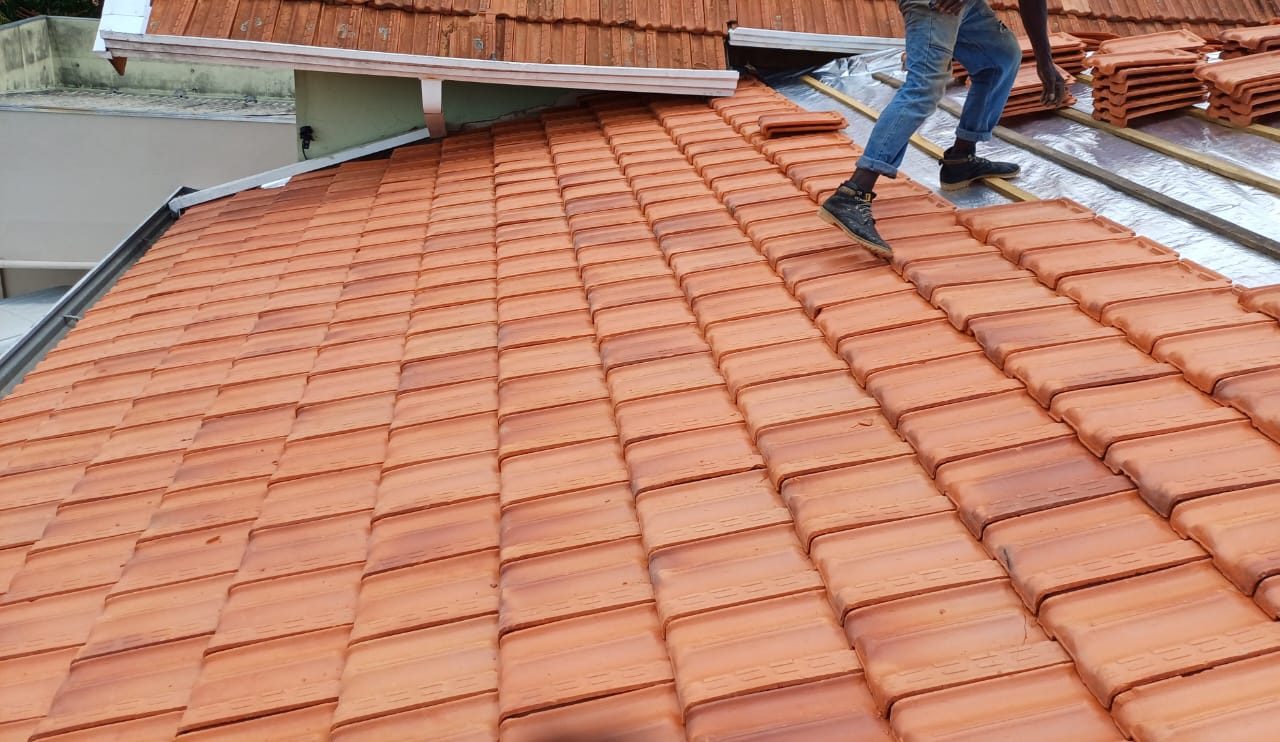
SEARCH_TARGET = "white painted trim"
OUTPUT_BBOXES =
[95,0,151,55]
[421,79,445,137]
[729,27,904,55]
[0,260,97,271]
[167,128,433,213]
[99,32,741,96]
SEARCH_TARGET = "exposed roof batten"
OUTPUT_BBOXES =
[98,32,741,97]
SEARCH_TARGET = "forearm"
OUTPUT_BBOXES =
[1018,0,1054,63]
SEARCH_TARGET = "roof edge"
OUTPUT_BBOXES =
[98,32,742,97]
[167,128,434,214]
[0,188,191,397]
[729,27,905,55]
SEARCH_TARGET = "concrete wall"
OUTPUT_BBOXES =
[0,18,57,92]
[294,71,425,159]
[1,16,293,98]
[0,109,295,280]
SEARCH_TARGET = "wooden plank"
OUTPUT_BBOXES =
[871,70,1280,260]
[1077,72,1280,144]
[1055,106,1280,196]
[801,75,1039,203]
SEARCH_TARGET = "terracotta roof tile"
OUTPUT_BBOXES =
[666,590,859,710]
[179,627,349,732]
[181,704,334,741]
[36,638,207,738]
[846,580,1072,713]
[0,587,109,661]
[33,491,162,552]
[500,685,681,742]
[1107,421,1280,516]
[1041,562,1280,706]
[890,665,1122,740]
[1112,652,1280,741]
[497,604,672,720]
[0,649,74,732]
[498,484,637,563]
[80,575,232,660]
[1051,376,1245,456]
[8,80,1280,738]
[937,437,1135,537]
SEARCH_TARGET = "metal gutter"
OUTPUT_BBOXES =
[98,32,742,97]
[0,188,191,397]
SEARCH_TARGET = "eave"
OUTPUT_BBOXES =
[97,31,742,97]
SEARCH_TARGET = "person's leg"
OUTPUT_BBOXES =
[853,0,963,186]
[820,0,960,255]
[939,1,1023,188]
[950,1,1021,145]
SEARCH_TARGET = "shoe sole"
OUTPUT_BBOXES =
[816,207,892,259]
[939,167,1022,191]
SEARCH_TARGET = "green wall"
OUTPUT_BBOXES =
[0,16,293,98]
[442,80,580,129]
[293,71,426,159]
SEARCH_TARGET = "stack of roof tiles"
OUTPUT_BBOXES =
[1000,61,1078,120]
[138,0,1280,70]
[7,77,1280,740]
[1220,23,1280,58]
[1095,28,1208,55]
[1090,32,1210,126]
[1197,50,1280,125]
[953,32,1086,83]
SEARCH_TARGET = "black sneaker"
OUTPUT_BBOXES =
[817,185,892,258]
[939,153,1021,191]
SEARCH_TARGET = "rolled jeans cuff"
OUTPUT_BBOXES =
[955,126,994,142]
[854,154,899,179]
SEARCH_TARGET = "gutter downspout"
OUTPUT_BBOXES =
[0,187,191,397]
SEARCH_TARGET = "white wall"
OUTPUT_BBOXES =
[0,110,295,295]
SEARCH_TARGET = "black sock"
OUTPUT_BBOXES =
[945,140,976,160]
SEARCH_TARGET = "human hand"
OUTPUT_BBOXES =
[1037,59,1066,106]
[931,0,967,15]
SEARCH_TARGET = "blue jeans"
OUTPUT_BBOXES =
[856,0,1021,178]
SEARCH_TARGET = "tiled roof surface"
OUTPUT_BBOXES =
[143,0,1280,69]
[5,79,1280,739]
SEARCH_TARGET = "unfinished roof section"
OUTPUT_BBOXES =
[5,79,1280,739]
[126,0,1280,72]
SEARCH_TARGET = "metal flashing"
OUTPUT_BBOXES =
[729,27,905,55]
[166,128,434,214]
[0,188,190,396]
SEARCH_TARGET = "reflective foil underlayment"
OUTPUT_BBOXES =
[773,52,1280,286]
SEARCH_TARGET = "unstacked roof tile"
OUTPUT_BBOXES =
[1197,49,1280,124]
[1090,41,1210,126]
[6,78,1280,739]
